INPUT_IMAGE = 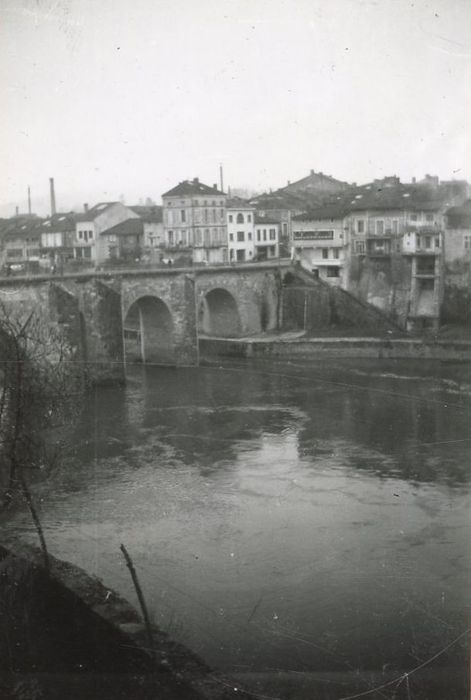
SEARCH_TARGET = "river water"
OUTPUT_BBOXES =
[5,358,471,696]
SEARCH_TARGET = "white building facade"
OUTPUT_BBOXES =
[227,205,256,262]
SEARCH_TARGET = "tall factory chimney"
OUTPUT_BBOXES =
[27,186,31,215]
[219,163,224,193]
[49,177,56,216]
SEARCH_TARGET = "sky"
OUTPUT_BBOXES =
[1,0,471,216]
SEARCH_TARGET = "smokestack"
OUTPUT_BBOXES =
[219,163,224,193]
[15,206,19,216]
[28,186,31,215]
[49,177,56,216]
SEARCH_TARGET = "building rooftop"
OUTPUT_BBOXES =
[162,179,225,197]
[100,218,144,237]
[75,202,120,222]
[129,205,163,223]
[0,216,44,240]
[38,213,77,233]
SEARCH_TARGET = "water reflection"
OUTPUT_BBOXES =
[4,358,471,697]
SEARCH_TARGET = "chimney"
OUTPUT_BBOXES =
[412,177,416,184]
[49,177,56,216]
[193,177,199,184]
[310,169,314,175]
[84,203,89,213]
[213,183,218,190]
[15,206,19,216]
[219,163,224,192]
[28,186,31,215]
[287,181,291,186]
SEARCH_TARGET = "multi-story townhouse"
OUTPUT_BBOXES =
[291,204,349,286]
[345,177,446,331]
[162,179,227,264]
[39,213,76,269]
[75,202,140,263]
[129,206,164,261]
[443,199,471,264]
[0,216,43,272]
[226,200,256,262]
[254,216,280,260]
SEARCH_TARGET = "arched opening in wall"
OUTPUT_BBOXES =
[199,288,241,337]
[123,296,175,365]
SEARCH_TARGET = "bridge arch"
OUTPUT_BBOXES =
[198,288,242,337]
[124,295,175,365]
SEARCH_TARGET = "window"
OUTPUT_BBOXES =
[181,210,186,223]
[434,237,440,248]
[268,246,275,256]
[257,230,261,241]
[237,231,244,242]
[376,220,384,235]
[263,230,267,241]
[419,278,435,291]
[236,249,245,261]
[333,248,339,259]
[248,232,252,241]
[236,213,244,224]
[410,214,418,222]
[464,235,471,250]
[181,230,187,245]
[426,213,434,222]
[269,229,276,240]
[392,220,398,235]
[168,231,174,244]
[357,220,364,233]
[248,215,252,222]
[229,233,234,241]
[356,241,365,254]
[327,267,340,277]
[322,248,329,259]
[283,223,288,235]
[425,236,432,249]
[229,215,233,223]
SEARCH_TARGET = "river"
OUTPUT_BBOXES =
[5,357,471,697]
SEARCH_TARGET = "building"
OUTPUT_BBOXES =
[39,213,76,269]
[291,205,349,286]
[443,200,471,264]
[99,218,144,263]
[344,177,447,330]
[162,179,227,264]
[248,191,306,253]
[254,216,280,260]
[129,206,164,262]
[226,200,256,262]
[282,169,350,199]
[74,202,139,263]
[0,215,43,272]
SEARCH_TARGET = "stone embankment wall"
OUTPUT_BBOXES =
[345,255,413,327]
[281,269,400,335]
[442,260,471,327]
[199,337,471,361]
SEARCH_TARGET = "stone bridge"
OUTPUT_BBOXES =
[0,263,288,382]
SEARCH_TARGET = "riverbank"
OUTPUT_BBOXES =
[199,334,471,361]
[0,541,246,700]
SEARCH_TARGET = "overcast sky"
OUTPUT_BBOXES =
[1,0,470,215]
